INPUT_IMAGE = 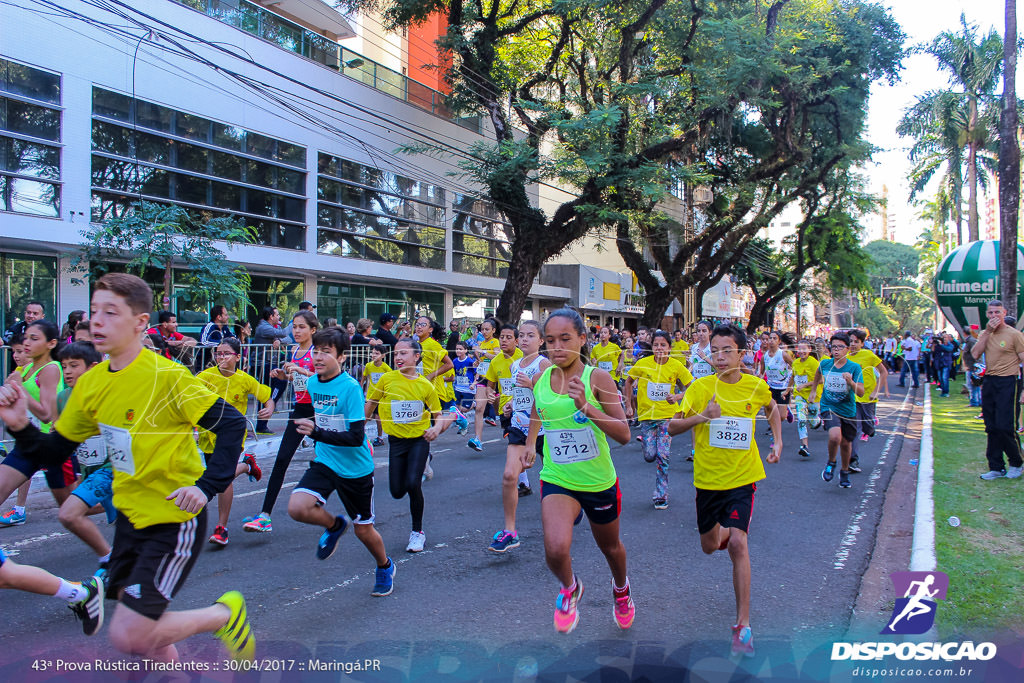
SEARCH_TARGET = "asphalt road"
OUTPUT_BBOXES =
[0,375,921,681]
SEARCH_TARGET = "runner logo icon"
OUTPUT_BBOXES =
[881,571,949,635]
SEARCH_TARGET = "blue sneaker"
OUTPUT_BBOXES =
[468,438,483,452]
[0,509,26,526]
[488,530,520,553]
[316,516,349,560]
[371,558,396,597]
[821,461,836,483]
[455,413,469,432]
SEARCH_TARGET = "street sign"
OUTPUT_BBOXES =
[933,240,1024,330]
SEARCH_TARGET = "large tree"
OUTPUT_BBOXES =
[911,14,1004,243]
[999,0,1019,316]
[370,0,903,323]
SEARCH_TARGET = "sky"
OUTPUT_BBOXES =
[865,0,1009,245]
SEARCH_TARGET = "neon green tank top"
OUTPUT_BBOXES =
[534,364,617,492]
[21,360,64,433]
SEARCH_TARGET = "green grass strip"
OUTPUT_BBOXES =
[929,391,1024,639]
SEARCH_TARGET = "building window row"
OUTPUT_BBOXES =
[452,195,512,278]
[0,57,61,218]
[89,87,306,250]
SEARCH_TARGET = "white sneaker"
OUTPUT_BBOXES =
[422,458,433,482]
[980,470,1006,480]
[1006,466,1022,479]
[406,531,426,553]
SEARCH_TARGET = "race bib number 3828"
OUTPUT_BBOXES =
[707,417,753,450]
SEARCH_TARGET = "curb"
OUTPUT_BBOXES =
[910,384,936,571]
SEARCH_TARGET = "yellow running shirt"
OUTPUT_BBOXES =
[55,349,219,528]
[419,337,451,400]
[484,348,524,411]
[791,356,822,401]
[475,337,500,378]
[847,349,882,404]
[591,342,623,380]
[627,357,693,421]
[366,370,441,439]
[365,361,392,390]
[196,367,270,453]
[671,339,690,360]
[680,373,772,490]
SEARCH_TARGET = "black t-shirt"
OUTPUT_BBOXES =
[374,328,398,349]
[351,333,372,346]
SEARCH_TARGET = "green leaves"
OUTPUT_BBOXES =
[71,201,256,311]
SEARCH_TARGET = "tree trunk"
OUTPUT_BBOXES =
[641,285,674,328]
[967,97,980,242]
[495,248,543,325]
[162,263,172,311]
[1000,0,1020,317]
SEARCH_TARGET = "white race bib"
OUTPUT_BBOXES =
[370,372,384,385]
[794,374,809,388]
[315,411,343,432]
[292,373,308,393]
[766,367,788,385]
[100,424,135,475]
[416,362,424,375]
[512,386,534,413]
[391,400,423,424]
[547,428,600,464]
[478,361,490,377]
[499,377,516,396]
[692,362,715,379]
[647,382,672,402]
[365,421,379,441]
[623,365,633,375]
[598,361,613,372]
[825,373,847,393]
[75,435,107,469]
[455,375,472,390]
[707,417,753,450]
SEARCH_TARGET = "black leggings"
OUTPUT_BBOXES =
[261,402,315,515]
[255,376,288,432]
[388,435,430,532]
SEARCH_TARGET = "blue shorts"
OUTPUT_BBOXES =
[2,447,79,489]
[71,466,117,524]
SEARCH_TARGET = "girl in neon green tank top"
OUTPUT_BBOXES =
[523,309,634,635]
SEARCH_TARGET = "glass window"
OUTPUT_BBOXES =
[0,253,57,334]
[1,97,60,141]
[0,138,59,179]
[91,88,307,250]
[0,59,59,104]
[0,175,60,217]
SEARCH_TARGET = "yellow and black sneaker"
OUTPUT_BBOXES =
[212,591,255,661]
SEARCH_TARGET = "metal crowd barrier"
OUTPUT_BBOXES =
[0,343,384,449]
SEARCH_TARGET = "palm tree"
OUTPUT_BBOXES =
[923,13,1004,242]
[999,0,1019,315]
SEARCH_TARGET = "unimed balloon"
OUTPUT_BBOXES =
[933,240,1024,331]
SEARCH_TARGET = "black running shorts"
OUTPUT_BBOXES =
[106,510,206,620]
[294,461,375,524]
[695,484,756,535]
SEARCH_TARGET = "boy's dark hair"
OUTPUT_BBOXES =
[848,328,867,342]
[499,323,519,336]
[312,327,350,355]
[711,324,747,350]
[651,330,673,346]
[58,340,102,365]
[75,320,91,332]
[830,331,851,346]
[158,310,175,325]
